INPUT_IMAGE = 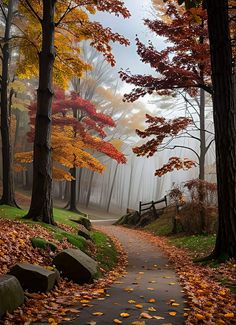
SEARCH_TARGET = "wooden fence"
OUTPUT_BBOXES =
[139,196,167,217]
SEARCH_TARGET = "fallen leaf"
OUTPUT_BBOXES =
[171,303,180,306]
[135,304,143,309]
[132,322,146,325]
[148,298,156,303]
[120,313,130,318]
[92,312,104,316]
[124,288,133,292]
[168,311,177,316]
[128,300,136,304]
[113,319,122,324]
[147,288,155,291]
[195,314,205,320]
[66,308,80,313]
[224,313,234,318]
[140,312,152,319]
[148,307,156,312]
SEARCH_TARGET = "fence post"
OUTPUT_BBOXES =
[164,195,168,207]
[152,200,158,218]
[139,201,142,215]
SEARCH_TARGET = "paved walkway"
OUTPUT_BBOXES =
[62,224,186,325]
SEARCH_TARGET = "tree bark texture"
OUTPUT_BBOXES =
[0,0,17,207]
[25,0,56,224]
[207,0,236,259]
[68,166,78,212]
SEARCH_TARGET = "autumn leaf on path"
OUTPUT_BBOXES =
[168,311,177,316]
[92,312,104,316]
[148,307,156,312]
[140,312,152,319]
[128,300,136,304]
[135,304,143,309]
[124,287,133,292]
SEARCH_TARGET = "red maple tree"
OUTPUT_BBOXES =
[120,3,211,101]
[27,88,126,165]
[120,1,213,178]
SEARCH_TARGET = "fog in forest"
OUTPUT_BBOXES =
[0,0,216,215]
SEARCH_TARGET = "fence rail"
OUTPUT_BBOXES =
[139,195,167,217]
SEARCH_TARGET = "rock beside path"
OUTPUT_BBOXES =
[53,248,97,284]
[70,217,92,231]
[0,275,24,318]
[78,225,91,240]
[9,263,58,292]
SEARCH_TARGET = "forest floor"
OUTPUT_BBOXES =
[0,190,235,324]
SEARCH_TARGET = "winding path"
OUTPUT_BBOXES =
[62,223,186,324]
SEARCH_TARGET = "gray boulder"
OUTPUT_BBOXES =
[78,225,91,240]
[70,217,92,231]
[53,248,97,284]
[0,275,24,318]
[9,263,58,292]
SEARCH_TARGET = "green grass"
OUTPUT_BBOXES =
[30,237,57,251]
[169,234,216,257]
[54,231,86,250]
[0,205,87,228]
[0,205,25,219]
[91,231,118,273]
[52,208,88,228]
[144,216,173,236]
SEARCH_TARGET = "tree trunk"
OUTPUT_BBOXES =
[199,89,206,181]
[25,0,56,224]
[106,163,118,212]
[68,166,79,212]
[206,0,236,259]
[86,171,94,208]
[199,88,206,232]
[0,0,17,207]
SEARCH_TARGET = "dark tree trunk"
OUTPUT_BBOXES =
[0,0,17,207]
[206,0,236,259]
[199,89,206,181]
[25,0,56,224]
[68,166,79,212]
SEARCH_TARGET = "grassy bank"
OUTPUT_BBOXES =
[0,205,118,275]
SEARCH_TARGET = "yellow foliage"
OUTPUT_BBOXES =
[15,126,105,181]
[16,3,94,87]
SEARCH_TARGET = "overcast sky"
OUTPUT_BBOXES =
[95,0,165,76]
